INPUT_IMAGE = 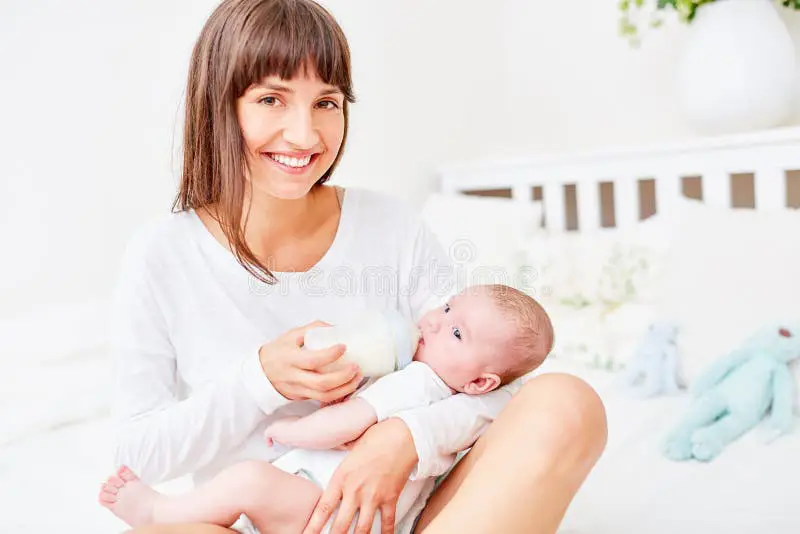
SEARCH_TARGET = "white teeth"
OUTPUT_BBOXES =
[268,153,312,168]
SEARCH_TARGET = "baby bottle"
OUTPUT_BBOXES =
[303,309,421,377]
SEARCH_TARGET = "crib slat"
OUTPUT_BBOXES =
[576,181,601,231]
[512,185,530,202]
[543,182,567,231]
[754,167,787,209]
[655,173,683,215]
[614,177,639,228]
[701,169,731,207]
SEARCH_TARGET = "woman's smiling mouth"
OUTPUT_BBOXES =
[262,152,319,174]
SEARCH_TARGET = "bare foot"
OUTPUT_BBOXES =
[98,466,159,527]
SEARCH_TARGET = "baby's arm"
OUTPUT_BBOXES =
[265,398,378,450]
[265,362,452,450]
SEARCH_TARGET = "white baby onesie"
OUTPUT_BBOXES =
[233,363,453,534]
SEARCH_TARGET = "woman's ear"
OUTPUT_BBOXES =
[463,373,501,395]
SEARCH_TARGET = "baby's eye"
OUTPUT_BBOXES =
[443,303,451,313]
[452,326,462,340]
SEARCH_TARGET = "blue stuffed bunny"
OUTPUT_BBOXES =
[663,324,800,462]
[620,321,682,398]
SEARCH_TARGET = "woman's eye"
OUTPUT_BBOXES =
[452,327,462,340]
[258,96,280,106]
[317,100,340,110]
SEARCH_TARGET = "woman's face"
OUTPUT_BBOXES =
[236,69,345,200]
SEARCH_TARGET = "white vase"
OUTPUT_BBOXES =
[676,0,797,135]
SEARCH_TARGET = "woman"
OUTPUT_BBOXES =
[112,1,607,533]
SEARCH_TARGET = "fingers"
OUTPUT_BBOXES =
[322,373,365,401]
[293,320,334,346]
[354,501,378,534]
[297,370,364,403]
[303,483,342,534]
[379,503,396,534]
[329,494,359,534]
[298,343,348,371]
[300,362,360,392]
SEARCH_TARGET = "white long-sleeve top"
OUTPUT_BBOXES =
[110,187,521,489]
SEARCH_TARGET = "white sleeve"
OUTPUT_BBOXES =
[110,235,291,484]
[356,362,452,421]
[394,380,523,480]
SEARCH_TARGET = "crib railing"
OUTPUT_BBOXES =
[437,126,800,232]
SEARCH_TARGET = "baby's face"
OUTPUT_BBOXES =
[414,289,517,392]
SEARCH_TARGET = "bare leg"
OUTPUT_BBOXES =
[415,373,607,534]
[100,461,321,534]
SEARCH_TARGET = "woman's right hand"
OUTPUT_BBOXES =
[259,321,363,403]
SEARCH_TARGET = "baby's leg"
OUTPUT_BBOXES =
[99,461,321,533]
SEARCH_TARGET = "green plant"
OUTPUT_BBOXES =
[619,0,800,47]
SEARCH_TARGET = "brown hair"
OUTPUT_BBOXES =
[481,284,555,384]
[172,0,356,284]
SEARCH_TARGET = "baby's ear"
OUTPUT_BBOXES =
[464,373,501,395]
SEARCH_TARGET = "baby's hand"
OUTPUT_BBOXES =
[264,416,302,447]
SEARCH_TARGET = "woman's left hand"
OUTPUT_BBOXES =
[302,418,418,534]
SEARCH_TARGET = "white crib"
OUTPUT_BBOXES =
[437,126,800,232]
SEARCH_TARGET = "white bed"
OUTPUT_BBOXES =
[432,126,800,533]
[3,127,800,533]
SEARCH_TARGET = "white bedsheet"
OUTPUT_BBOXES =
[2,358,798,533]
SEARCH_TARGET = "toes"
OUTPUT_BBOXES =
[117,465,139,483]
[99,483,118,504]
[108,476,125,489]
[102,481,119,495]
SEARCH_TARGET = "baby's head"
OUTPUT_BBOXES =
[414,284,554,395]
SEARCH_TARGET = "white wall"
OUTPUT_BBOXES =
[0,0,219,323]
[496,1,800,158]
[3,0,800,348]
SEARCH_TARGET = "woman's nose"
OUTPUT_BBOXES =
[282,106,320,148]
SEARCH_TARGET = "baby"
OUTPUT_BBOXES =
[99,284,554,533]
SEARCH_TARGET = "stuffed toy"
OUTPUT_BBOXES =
[619,321,682,398]
[663,324,800,462]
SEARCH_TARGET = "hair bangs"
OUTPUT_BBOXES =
[231,0,355,102]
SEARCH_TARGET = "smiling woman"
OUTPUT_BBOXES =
[100,1,606,534]
[173,0,356,285]
[237,76,346,188]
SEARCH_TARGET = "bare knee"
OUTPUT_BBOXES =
[510,373,608,462]
[222,460,282,504]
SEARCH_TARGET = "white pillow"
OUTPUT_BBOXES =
[520,212,674,309]
[546,302,658,371]
[420,193,543,292]
[657,200,800,410]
